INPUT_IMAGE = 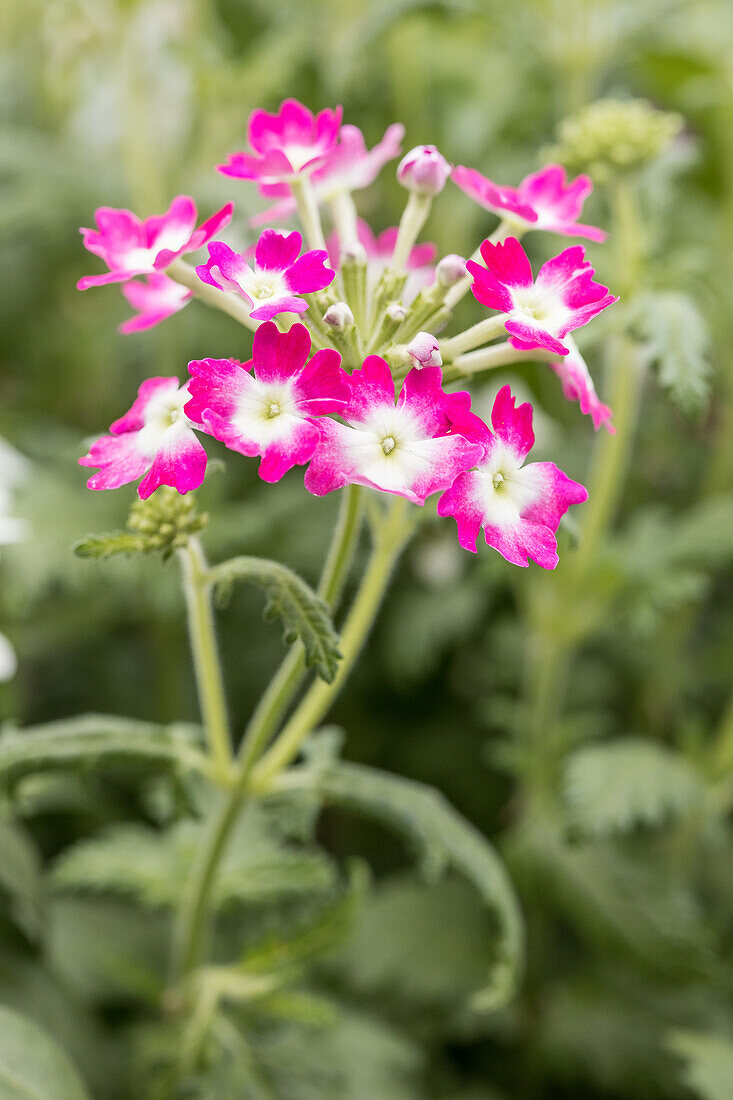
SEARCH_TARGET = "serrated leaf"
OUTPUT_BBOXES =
[668,1030,733,1100]
[634,290,711,414]
[0,818,43,940]
[207,556,341,682]
[563,738,703,836]
[0,1005,91,1100]
[0,715,209,786]
[73,532,145,560]
[300,760,524,1010]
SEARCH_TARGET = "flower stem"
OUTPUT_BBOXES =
[166,258,258,333]
[445,341,555,382]
[290,175,327,252]
[238,485,364,774]
[249,499,413,792]
[179,539,233,784]
[440,315,508,359]
[329,191,360,255]
[391,193,432,274]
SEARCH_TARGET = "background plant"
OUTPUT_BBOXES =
[1,1,733,1098]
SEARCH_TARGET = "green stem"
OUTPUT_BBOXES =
[249,500,413,792]
[391,193,432,273]
[290,175,327,252]
[440,315,508,359]
[166,258,258,333]
[238,486,364,774]
[445,342,555,383]
[179,539,233,783]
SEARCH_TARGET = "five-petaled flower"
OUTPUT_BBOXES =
[77,196,233,289]
[251,123,405,225]
[438,386,588,568]
[550,336,615,433]
[451,163,606,242]
[119,273,193,334]
[218,98,342,184]
[184,322,348,484]
[196,230,335,321]
[467,237,617,356]
[304,357,482,505]
[79,378,206,499]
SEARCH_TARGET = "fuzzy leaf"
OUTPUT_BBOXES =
[563,738,704,836]
[635,290,711,415]
[73,532,145,560]
[0,1005,91,1100]
[668,1030,733,1100]
[305,760,524,1010]
[0,818,44,940]
[208,556,341,682]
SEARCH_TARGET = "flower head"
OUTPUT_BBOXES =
[304,358,482,504]
[119,273,193,334]
[397,145,451,196]
[467,237,617,356]
[327,219,436,304]
[550,336,615,433]
[251,123,404,225]
[80,378,206,499]
[438,386,588,568]
[78,196,233,289]
[218,98,342,184]
[452,164,605,242]
[185,322,348,484]
[196,230,334,322]
[406,332,442,369]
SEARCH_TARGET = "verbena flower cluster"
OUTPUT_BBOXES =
[78,98,619,569]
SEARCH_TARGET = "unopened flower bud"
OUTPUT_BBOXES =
[386,302,408,324]
[436,253,468,288]
[340,242,367,265]
[397,145,451,196]
[406,331,442,369]
[323,302,354,329]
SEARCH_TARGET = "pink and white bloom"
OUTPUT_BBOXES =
[327,219,436,304]
[78,196,233,290]
[550,336,615,434]
[185,322,348,484]
[251,123,405,225]
[196,230,334,322]
[406,332,442,369]
[451,163,606,242]
[218,99,342,184]
[304,357,482,505]
[397,145,451,196]
[438,386,588,568]
[467,237,617,357]
[119,273,193,334]
[80,379,206,499]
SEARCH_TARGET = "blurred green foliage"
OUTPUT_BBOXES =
[2,0,733,1096]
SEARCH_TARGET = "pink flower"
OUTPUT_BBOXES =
[397,145,451,195]
[304,357,482,505]
[218,99,342,183]
[327,219,436,304]
[438,386,588,568]
[451,163,606,242]
[251,123,405,225]
[78,196,233,290]
[196,229,334,322]
[467,237,617,357]
[550,337,615,433]
[406,332,442,369]
[119,273,193,334]
[80,378,206,499]
[185,322,348,484]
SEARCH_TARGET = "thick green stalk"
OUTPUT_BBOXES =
[290,175,327,252]
[179,539,232,783]
[166,258,258,332]
[391,193,432,273]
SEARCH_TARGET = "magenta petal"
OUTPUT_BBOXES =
[249,296,308,321]
[255,228,302,272]
[284,250,335,294]
[490,385,535,460]
[137,431,207,499]
[483,521,559,569]
[252,321,312,382]
[110,377,181,434]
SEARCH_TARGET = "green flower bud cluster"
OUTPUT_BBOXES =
[75,488,207,562]
[545,99,684,182]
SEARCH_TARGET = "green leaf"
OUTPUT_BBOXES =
[0,715,209,786]
[563,738,704,836]
[634,290,711,415]
[207,556,341,682]
[302,759,524,1010]
[73,532,146,560]
[0,818,43,939]
[0,1005,91,1100]
[668,1030,733,1100]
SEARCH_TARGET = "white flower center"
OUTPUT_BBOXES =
[477,446,538,529]
[244,269,287,303]
[381,435,397,456]
[266,400,281,419]
[138,384,191,456]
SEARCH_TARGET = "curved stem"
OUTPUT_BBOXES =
[179,539,232,783]
[249,500,413,792]
[238,486,364,773]
[166,258,258,333]
[391,193,432,274]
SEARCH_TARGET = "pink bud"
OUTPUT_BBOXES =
[436,253,468,287]
[386,303,408,323]
[397,145,451,196]
[406,331,442,369]
[323,301,355,329]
